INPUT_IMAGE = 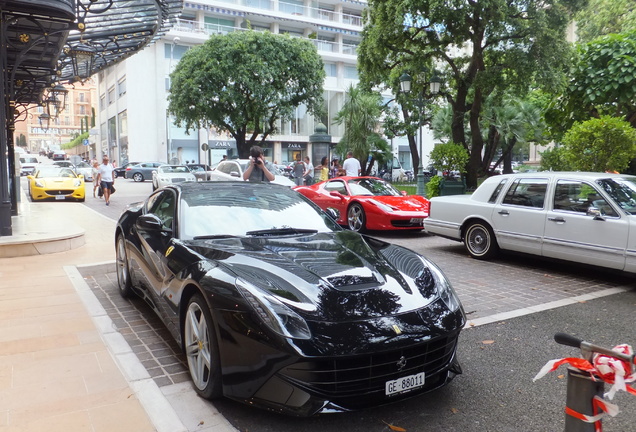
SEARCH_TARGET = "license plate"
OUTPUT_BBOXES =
[410,218,424,224]
[55,195,65,200]
[385,372,425,396]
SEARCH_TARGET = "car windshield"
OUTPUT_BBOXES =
[21,157,38,163]
[347,178,401,196]
[596,178,636,215]
[159,165,190,174]
[35,167,77,178]
[188,166,204,172]
[75,162,90,168]
[179,184,340,239]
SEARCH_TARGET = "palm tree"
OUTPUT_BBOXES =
[333,84,391,175]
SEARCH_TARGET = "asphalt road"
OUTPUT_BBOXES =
[26,174,636,431]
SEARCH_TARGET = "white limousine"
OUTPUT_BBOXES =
[424,172,636,273]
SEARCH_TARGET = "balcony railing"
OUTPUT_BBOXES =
[173,19,358,56]
[187,0,363,27]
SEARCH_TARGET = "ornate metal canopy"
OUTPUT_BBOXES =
[3,0,183,108]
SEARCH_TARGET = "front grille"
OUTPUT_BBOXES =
[171,178,186,183]
[46,189,74,195]
[391,219,424,228]
[280,335,457,398]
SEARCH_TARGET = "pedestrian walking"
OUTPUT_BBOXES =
[96,155,115,206]
[292,154,306,186]
[318,156,329,182]
[91,160,100,198]
[303,156,314,186]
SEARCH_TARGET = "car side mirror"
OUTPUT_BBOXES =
[587,207,605,221]
[325,207,340,221]
[230,171,240,178]
[136,214,165,231]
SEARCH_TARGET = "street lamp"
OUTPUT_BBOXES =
[399,70,442,196]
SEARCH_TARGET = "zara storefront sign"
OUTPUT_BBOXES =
[208,140,236,149]
[283,142,306,150]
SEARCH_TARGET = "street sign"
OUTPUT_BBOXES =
[201,143,209,151]
[83,139,89,146]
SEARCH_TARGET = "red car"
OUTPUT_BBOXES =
[294,176,429,232]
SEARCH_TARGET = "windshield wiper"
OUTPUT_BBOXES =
[193,234,241,240]
[245,228,318,237]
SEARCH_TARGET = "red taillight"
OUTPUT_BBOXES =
[126,167,132,171]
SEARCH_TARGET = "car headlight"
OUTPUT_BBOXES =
[369,199,394,212]
[419,259,462,312]
[34,179,44,188]
[235,278,311,340]
[73,179,82,187]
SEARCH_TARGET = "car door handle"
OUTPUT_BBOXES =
[497,210,509,216]
[548,217,566,223]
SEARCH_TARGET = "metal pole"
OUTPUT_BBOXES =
[416,119,425,195]
[0,16,12,235]
[564,367,604,432]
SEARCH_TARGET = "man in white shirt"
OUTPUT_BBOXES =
[303,156,314,185]
[342,151,361,177]
[96,154,115,206]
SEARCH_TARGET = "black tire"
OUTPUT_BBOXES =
[464,222,499,260]
[347,203,366,232]
[113,171,118,179]
[183,294,222,399]
[115,234,134,297]
[132,172,144,182]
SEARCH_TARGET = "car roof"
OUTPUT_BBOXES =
[486,171,635,181]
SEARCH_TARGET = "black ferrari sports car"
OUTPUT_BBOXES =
[115,181,465,416]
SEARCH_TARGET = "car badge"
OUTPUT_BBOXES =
[396,356,407,371]
[392,324,402,335]
[165,246,174,257]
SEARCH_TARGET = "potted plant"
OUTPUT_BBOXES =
[427,142,469,197]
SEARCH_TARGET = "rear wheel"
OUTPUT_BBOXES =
[347,203,366,232]
[464,222,499,259]
[184,294,222,399]
[115,235,134,297]
[132,172,144,182]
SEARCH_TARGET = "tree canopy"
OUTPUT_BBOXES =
[575,0,636,43]
[546,31,636,136]
[358,0,586,188]
[168,31,325,157]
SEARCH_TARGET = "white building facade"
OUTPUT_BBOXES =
[95,0,374,169]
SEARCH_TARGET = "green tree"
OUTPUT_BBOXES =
[168,31,325,157]
[539,146,572,171]
[358,0,586,188]
[333,84,390,175]
[546,31,636,136]
[575,0,636,43]
[428,143,469,178]
[561,116,636,172]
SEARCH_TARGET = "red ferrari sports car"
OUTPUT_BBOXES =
[294,176,429,232]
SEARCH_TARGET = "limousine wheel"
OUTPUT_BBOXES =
[464,222,499,260]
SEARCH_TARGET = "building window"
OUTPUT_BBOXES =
[79,105,86,115]
[100,95,106,111]
[324,62,337,77]
[108,86,115,105]
[118,77,127,96]
[78,92,85,102]
[344,66,358,79]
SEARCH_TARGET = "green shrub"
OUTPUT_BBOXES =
[429,142,469,176]
[426,175,443,198]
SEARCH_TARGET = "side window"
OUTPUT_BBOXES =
[217,162,232,175]
[553,180,618,217]
[324,180,348,195]
[488,179,509,203]
[148,191,176,230]
[502,178,547,208]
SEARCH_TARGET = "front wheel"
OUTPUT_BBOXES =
[184,294,222,399]
[132,172,144,182]
[115,235,134,297]
[347,203,366,232]
[464,222,499,259]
